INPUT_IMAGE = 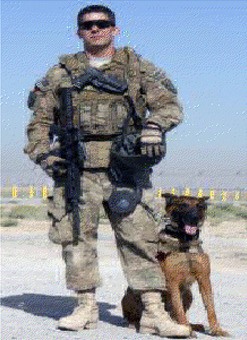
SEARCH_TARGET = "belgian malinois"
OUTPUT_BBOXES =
[122,194,229,337]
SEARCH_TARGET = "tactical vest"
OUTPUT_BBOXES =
[58,47,146,138]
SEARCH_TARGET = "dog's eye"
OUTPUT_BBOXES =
[197,203,206,209]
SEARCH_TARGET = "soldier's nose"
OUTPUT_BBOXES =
[91,25,99,31]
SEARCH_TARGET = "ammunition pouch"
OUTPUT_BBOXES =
[110,132,166,170]
[107,96,165,216]
[107,163,152,215]
[108,147,153,216]
[47,194,73,245]
[110,96,166,171]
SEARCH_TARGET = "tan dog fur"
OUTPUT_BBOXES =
[122,194,229,337]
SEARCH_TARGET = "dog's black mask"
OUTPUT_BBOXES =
[162,194,209,242]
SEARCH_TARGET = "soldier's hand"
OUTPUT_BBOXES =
[140,124,165,157]
[40,155,67,177]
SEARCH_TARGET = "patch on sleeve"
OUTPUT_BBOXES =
[163,79,178,94]
[27,91,37,109]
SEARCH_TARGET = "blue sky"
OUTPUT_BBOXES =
[1,0,246,188]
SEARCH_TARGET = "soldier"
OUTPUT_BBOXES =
[24,5,190,338]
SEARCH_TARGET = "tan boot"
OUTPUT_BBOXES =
[58,289,98,331]
[139,291,191,338]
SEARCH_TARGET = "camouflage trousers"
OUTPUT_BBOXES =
[48,171,166,291]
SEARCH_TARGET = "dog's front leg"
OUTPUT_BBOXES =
[197,256,229,337]
[169,283,188,326]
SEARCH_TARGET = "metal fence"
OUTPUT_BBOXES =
[156,187,247,203]
[1,185,246,203]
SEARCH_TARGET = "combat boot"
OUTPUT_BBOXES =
[58,289,98,331]
[139,291,191,338]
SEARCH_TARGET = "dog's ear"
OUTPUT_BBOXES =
[161,193,177,206]
[198,196,210,209]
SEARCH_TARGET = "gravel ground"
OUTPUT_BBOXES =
[1,217,247,340]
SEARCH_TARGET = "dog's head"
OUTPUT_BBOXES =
[161,193,209,240]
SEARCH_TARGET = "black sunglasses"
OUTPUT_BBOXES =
[79,20,113,31]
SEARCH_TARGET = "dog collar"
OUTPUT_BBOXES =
[158,227,203,254]
[179,240,203,253]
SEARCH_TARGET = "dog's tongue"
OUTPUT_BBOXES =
[184,225,197,235]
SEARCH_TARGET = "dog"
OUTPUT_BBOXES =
[121,193,229,337]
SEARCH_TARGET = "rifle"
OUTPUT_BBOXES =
[72,67,128,93]
[50,68,128,245]
[54,88,86,245]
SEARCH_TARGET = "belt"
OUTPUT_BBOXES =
[83,134,119,142]
[83,167,109,173]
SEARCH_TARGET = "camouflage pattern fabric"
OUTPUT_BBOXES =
[48,171,166,291]
[24,46,183,291]
[24,47,183,170]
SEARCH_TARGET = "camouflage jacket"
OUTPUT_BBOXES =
[24,47,183,169]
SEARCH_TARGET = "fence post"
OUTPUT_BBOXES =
[42,186,48,200]
[157,188,162,198]
[184,187,191,196]
[234,191,240,201]
[197,188,203,198]
[12,186,18,199]
[29,186,36,198]
[209,189,215,200]
[221,190,227,202]
[171,187,176,195]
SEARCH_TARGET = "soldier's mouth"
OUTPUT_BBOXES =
[90,35,103,40]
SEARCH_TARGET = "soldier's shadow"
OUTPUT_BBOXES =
[1,293,125,326]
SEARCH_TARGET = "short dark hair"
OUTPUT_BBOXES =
[77,5,116,26]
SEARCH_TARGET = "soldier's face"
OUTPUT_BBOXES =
[77,12,119,50]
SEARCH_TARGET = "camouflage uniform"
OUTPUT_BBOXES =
[24,47,183,291]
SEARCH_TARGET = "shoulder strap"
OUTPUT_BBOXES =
[59,53,88,77]
[123,47,142,103]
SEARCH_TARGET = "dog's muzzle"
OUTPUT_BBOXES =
[182,213,200,235]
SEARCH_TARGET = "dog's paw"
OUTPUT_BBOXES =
[208,327,230,337]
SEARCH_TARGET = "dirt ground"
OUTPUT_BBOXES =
[1,209,247,339]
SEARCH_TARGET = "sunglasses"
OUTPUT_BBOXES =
[79,20,113,31]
